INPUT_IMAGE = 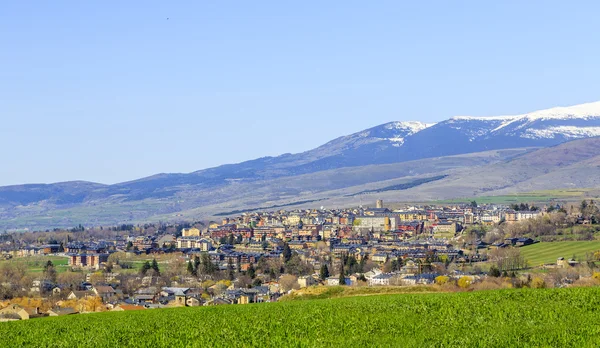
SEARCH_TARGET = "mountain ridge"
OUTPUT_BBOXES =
[2,101,600,229]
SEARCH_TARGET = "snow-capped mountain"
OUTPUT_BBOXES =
[2,101,600,222]
[394,101,600,160]
[109,101,600,189]
[448,101,600,141]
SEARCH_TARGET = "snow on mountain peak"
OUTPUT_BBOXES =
[380,121,433,146]
[450,101,600,123]
[385,121,435,132]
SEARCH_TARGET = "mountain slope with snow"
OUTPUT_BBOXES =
[2,100,600,229]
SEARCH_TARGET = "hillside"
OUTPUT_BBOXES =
[3,101,600,229]
[1,288,599,347]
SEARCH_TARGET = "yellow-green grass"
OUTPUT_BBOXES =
[2,287,600,347]
[520,241,600,266]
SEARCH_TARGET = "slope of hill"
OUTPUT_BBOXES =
[1,288,599,347]
[2,101,600,229]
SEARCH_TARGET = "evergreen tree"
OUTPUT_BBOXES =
[200,253,213,274]
[397,256,404,269]
[248,264,256,279]
[228,259,235,281]
[151,258,160,275]
[269,268,276,280]
[390,259,399,272]
[43,261,57,283]
[338,262,346,286]
[140,261,151,276]
[282,242,292,262]
[319,264,330,280]
[187,260,194,275]
[347,256,358,274]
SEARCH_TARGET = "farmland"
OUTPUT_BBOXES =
[520,241,600,266]
[432,189,592,205]
[2,287,600,347]
[0,256,70,274]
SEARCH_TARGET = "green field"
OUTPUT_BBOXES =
[3,287,600,347]
[434,189,592,205]
[0,256,70,274]
[520,241,600,266]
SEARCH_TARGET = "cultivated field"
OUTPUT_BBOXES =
[2,287,600,347]
[434,189,592,205]
[520,241,600,266]
[0,256,70,274]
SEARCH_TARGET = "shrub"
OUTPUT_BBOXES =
[457,276,472,289]
[530,277,546,289]
[435,276,450,285]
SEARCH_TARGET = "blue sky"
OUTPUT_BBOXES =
[1,1,599,186]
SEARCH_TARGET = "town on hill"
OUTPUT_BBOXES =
[1,198,599,321]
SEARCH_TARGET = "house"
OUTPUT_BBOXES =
[326,276,351,286]
[41,244,62,254]
[368,273,394,286]
[93,285,117,302]
[182,228,201,237]
[185,296,203,307]
[0,304,30,321]
[515,238,534,247]
[371,253,388,263]
[297,275,317,288]
[47,307,78,316]
[557,257,579,268]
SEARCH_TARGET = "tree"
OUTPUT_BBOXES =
[126,241,133,251]
[338,262,346,286]
[43,260,57,284]
[346,256,358,274]
[279,274,299,292]
[140,261,151,276]
[285,255,312,276]
[187,260,195,275]
[282,242,292,262]
[151,259,160,275]
[200,253,217,275]
[488,265,501,277]
[247,264,256,279]
[470,201,478,208]
[390,259,399,272]
[319,264,330,281]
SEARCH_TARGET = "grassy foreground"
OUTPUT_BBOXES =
[2,287,600,347]
[520,241,600,266]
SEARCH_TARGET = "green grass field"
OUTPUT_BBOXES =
[434,189,591,205]
[2,287,600,347]
[0,256,70,274]
[520,241,600,266]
